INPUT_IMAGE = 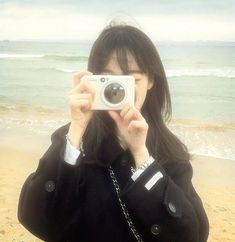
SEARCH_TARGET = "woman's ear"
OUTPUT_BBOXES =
[147,80,154,90]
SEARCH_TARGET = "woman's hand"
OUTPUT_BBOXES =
[67,71,96,148]
[108,105,150,167]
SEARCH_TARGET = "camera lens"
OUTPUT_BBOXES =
[104,83,125,104]
[100,77,106,82]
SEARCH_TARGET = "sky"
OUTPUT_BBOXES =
[0,0,235,41]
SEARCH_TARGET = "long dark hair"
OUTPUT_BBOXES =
[82,23,191,166]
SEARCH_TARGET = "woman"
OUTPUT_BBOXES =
[18,24,209,242]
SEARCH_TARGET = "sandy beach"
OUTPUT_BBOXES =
[0,146,235,242]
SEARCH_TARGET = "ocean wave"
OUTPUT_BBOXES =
[0,53,88,61]
[168,121,235,161]
[0,54,44,59]
[54,68,77,73]
[44,55,88,61]
[166,69,235,78]
[31,67,77,73]
[0,104,64,114]
[168,119,235,130]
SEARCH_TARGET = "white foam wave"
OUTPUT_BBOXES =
[55,68,77,73]
[166,68,235,78]
[169,125,235,161]
[0,53,44,59]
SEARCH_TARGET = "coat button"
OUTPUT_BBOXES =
[45,180,55,192]
[168,202,177,214]
[151,224,161,235]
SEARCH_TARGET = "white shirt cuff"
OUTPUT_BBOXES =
[64,137,81,165]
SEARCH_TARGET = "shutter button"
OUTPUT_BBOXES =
[151,224,161,235]
[45,180,55,192]
[168,202,177,214]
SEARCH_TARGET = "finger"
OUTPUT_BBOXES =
[123,106,145,123]
[123,107,138,124]
[70,80,96,99]
[120,103,132,118]
[69,93,93,101]
[73,71,92,87]
[108,111,122,125]
[128,120,148,134]
[69,93,93,108]
[69,92,94,110]
[70,99,92,112]
[134,107,145,121]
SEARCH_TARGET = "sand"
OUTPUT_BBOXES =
[0,147,234,242]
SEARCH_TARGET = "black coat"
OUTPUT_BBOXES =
[18,124,209,242]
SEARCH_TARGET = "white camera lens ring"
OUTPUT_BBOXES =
[101,80,128,108]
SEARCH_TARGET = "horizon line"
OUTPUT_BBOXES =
[1,39,235,43]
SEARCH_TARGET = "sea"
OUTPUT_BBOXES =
[0,40,235,160]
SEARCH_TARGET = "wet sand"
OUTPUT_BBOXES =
[0,147,234,241]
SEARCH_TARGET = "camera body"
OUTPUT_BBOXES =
[81,75,135,110]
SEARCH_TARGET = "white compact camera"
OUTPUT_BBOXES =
[81,75,135,110]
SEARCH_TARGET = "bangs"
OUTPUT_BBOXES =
[113,47,130,74]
